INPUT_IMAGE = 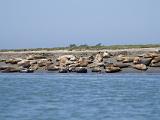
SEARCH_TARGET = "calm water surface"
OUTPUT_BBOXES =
[0,73,160,120]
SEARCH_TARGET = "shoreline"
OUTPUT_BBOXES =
[0,47,160,73]
[0,47,159,53]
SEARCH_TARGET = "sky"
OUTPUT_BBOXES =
[0,0,160,49]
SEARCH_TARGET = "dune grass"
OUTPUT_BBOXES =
[0,44,160,52]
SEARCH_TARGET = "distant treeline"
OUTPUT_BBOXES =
[0,44,160,52]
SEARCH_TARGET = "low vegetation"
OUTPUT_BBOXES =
[0,44,160,52]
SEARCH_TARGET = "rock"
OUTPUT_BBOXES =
[59,68,68,73]
[114,63,130,68]
[17,60,31,68]
[103,51,111,58]
[105,66,121,73]
[92,67,101,72]
[27,54,46,60]
[20,69,34,73]
[95,52,103,63]
[47,65,59,71]
[76,67,87,73]
[1,66,20,73]
[132,64,148,71]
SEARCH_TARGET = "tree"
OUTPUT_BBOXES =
[69,44,77,48]
[79,44,88,47]
[95,43,102,46]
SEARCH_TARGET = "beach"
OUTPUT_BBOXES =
[0,47,160,73]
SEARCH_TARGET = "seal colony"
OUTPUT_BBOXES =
[0,48,160,73]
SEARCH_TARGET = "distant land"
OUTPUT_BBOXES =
[0,43,160,73]
[0,44,160,52]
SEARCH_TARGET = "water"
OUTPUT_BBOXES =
[0,73,160,120]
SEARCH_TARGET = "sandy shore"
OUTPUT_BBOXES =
[1,47,159,53]
[0,47,160,73]
[0,47,159,59]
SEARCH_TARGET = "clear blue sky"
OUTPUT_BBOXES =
[0,0,160,49]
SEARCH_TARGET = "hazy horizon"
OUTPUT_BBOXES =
[0,0,160,49]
